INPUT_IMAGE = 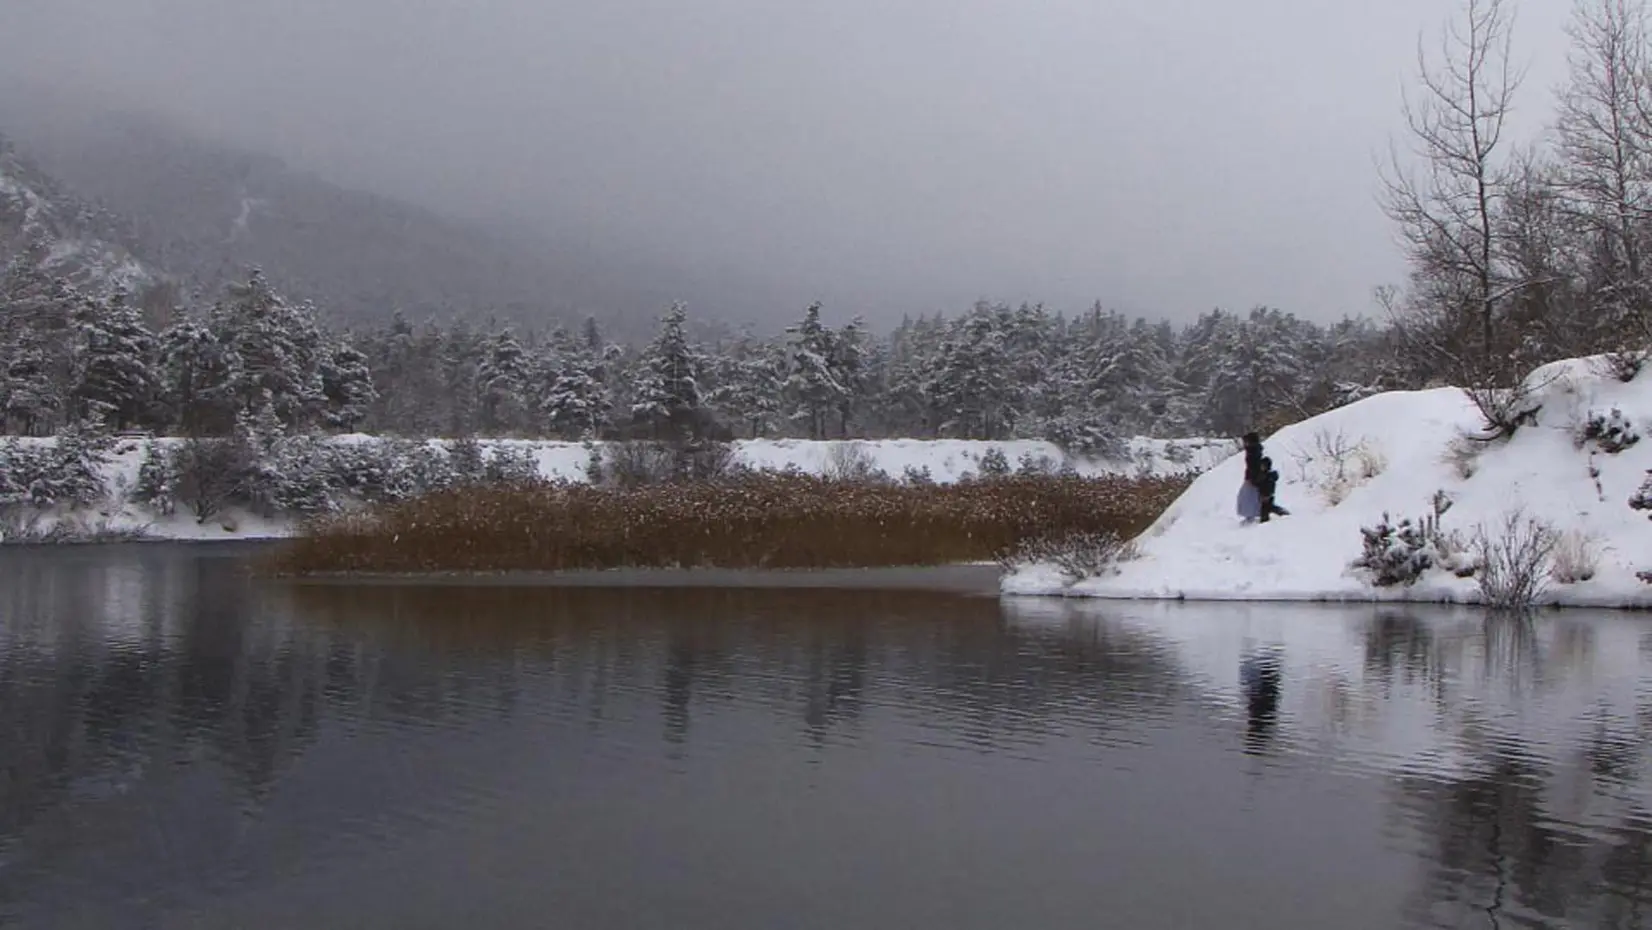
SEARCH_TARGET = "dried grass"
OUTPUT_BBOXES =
[267,473,1189,575]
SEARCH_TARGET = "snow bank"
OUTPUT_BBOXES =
[1003,355,1652,608]
[2,435,1225,544]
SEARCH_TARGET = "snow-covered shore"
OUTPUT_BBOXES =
[1003,355,1652,609]
[0,435,1227,545]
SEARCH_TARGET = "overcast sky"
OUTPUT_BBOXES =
[0,0,1579,324]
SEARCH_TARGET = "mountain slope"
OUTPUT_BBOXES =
[0,92,689,335]
[0,134,162,300]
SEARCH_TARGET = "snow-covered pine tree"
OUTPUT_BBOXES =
[441,320,483,437]
[475,326,531,435]
[631,302,709,440]
[1,334,61,436]
[781,302,843,439]
[922,309,1013,439]
[321,335,378,432]
[72,289,157,431]
[829,316,868,437]
[706,337,782,439]
[541,345,612,440]
[213,270,326,430]
[158,318,241,436]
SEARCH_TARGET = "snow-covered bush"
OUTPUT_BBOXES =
[1548,530,1599,585]
[131,441,176,515]
[168,436,254,523]
[1442,433,1483,480]
[998,531,1138,584]
[1290,428,1384,506]
[901,464,935,486]
[1016,451,1059,476]
[1629,469,1652,514]
[1353,513,1438,586]
[0,440,46,507]
[1045,417,1127,461]
[1351,511,1474,587]
[0,426,113,509]
[325,439,426,503]
[447,436,487,485]
[977,446,1012,478]
[1474,511,1560,610]
[484,444,542,485]
[1577,407,1640,453]
[823,442,883,483]
[591,440,737,486]
[1593,347,1648,383]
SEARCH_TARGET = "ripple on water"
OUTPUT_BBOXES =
[4,552,1652,929]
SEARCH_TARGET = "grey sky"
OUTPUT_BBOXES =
[0,0,1578,324]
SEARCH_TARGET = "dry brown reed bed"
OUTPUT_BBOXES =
[268,473,1189,576]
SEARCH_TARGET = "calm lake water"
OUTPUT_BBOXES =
[2,547,1651,929]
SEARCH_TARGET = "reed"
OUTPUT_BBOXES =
[268,473,1189,575]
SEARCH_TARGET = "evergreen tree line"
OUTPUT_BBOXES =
[7,0,1652,449]
[0,255,1407,448]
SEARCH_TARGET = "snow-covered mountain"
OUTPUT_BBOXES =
[0,91,712,339]
[0,135,164,301]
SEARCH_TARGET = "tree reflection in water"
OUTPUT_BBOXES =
[3,546,1651,928]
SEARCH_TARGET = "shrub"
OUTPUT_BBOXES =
[1593,347,1648,383]
[131,441,177,515]
[484,444,542,485]
[1474,511,1559,610]
[1352,513,1439,587]
[997,531,1138,584]
[1016,451,1059,476]
[901,464,935,486]
[1548,530,1599,585]
[1289,428,1387,507]
[447,436,487,485]
[1630,469,1652,514]
[1442,433,1484,480]
[1463,379,1545,442]
[592,440,737,486]
[977,446,1012,478]
[0,425,114,509]
[170,436,254,523]
[1351,506,1474,588]
[1578,407,1640,453]
[823,442,883,483]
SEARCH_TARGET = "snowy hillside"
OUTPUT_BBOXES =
[1003,355,1652,608]
[0,135,160,297]
[0,435,1229,544]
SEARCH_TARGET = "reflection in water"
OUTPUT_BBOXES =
[1,546,1650,929]
[1240,646,1282,755]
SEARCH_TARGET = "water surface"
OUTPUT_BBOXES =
[2,545,1650,929]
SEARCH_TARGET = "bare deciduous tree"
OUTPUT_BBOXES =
[1381,0,1558,435]
[1382,0,1526,386]
[1555,0,1652,374]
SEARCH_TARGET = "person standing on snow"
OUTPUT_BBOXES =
[1258,456,1288,523]
[1236,432,1264,522]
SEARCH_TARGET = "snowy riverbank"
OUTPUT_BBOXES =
[0,435,1228,544]
[1002,355,1652,609]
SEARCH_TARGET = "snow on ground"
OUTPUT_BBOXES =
[1,435,1226,544]
[1004,354,1652,608]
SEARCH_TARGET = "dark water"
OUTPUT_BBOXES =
[2,547,1651,929]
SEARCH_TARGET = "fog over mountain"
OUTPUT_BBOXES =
[0,0,1577,328]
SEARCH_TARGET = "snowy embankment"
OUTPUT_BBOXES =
[1003,355,1652,609]
[0,436,1228,544]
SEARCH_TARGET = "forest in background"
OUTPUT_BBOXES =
[4,0,1652,454]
